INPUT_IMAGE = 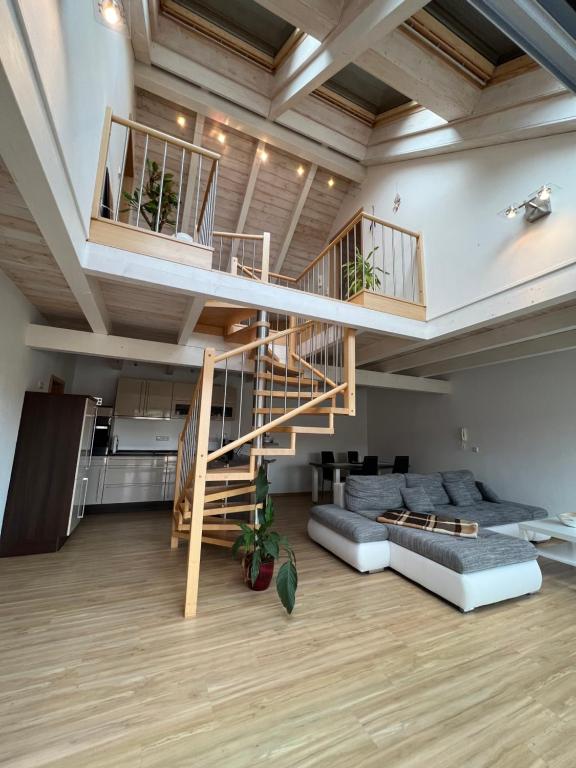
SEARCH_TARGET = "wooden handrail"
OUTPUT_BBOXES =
[111,114,221,160]
[214,320,313,363]
[240,264,297,283]
[213,231,265,241]
[294,209,421,282]
[207,383,347,463]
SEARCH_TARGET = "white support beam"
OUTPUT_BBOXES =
[469,0,576,94]
[26,324,245,371]
[274,163,317,273]
[357,29,481,122]
[0,1,110,334]
[252,0,344,41]
[177,296,207,346]
[356,368,451,393]
[365,87,576,165]
[229,141,265,265]
[134,63,366,183]
[411,329,576,377]
[357,334,420,365]
[374,304,576,373]
[130,0,152,64]
[82,242,428,339]
[269,0,428,120]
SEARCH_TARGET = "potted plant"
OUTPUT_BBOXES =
[123,159,179,233]
[232,466,298,614]
[342,246,385,298]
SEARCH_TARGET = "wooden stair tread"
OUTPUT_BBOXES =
[259,372,320,386]
[225,321,268,344]
[202,503,260,516]
[253,390,321,399]
[253,406,347,415]
[272,424,335,435]
[261,355,302,375]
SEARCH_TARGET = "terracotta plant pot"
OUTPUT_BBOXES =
[243,555,275,591]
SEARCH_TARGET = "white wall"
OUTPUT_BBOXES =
[15,0,134,229]
[0,272,76,526]
[366,351,576,514]
[336,132,576,319]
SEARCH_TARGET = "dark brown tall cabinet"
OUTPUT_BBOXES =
[1,393,98,556]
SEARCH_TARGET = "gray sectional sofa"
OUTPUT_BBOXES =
[308,470,548,612]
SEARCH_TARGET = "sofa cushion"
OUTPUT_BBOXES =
[441,470,482,502]
[401,487,436,514]
[385,525,538,574]
[405,473,450,506]
[310,505,390,543]
[435,500,548,527]
[345,474,406,513]
[444,481,476,507]
[477,481,501,503]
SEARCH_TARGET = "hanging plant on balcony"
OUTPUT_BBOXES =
[122,159,179,233]
[342,246,385,298]
[232,466,298,614]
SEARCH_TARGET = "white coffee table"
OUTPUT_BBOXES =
[519,518,576,566]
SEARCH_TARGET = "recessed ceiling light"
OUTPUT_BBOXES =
[217,132,226,144]
[297,165,305,176]
[176,115,187,128]
[260,149,269,162]
[328,177,335,188]
[101,0,121,25]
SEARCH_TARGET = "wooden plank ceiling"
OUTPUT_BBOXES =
[0,159,89,330]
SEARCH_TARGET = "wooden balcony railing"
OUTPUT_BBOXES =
[90,108,220,266]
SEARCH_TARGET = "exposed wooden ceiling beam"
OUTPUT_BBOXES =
[356,368,451,393]
[269,0,428,120]
[229,141,265,266]
[274,163,317,273]
[26,324,244,370]
[411,329,576,377]
[0,1,110,334]
[357,29,482,121]
[251,0,345,42]
[178,296,207,345]
[368,304,576,372]
[469,0,576,94]
[134,63,366,182]
[130,0,152,65]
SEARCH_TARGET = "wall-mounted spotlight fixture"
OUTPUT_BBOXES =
[500,184,553,223]
[94,0,130,35]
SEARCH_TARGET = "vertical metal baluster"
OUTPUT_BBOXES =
[219,235,224,271]
[155,141,168,232]
[114,125,130,221]
[253,239,256,276]
[241,240,245,270]
[284,335,288,415]
[297,331,302,408]
[323,323,327,393]
[209,161,218,247]
[340,238,343,300]
[412,236,417,301]
[353,226,357,296]
[269,341,274,425]
[135,133,149,229]
[175,147,185,234]
[401,232,406,299]
[372,225,377,294]
[381,224,386,296]
[194,155,203,239]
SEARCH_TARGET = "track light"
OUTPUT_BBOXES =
[500,184,553,223]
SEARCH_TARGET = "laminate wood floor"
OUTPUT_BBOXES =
[1,497,575,768]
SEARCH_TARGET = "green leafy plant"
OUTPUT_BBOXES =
[232,466,298,614]
[342,246,385,298]
[122,159,179,233]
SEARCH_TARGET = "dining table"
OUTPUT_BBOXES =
[309,460,394,504]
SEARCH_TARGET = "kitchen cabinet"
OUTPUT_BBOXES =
[115,378,172,418]
[171,381,195,419]
[101,455,167,505]
[164,456,177,500]
[86,457,107,505]
[1,394,97,556]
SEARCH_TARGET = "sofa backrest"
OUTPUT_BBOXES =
[405,472,450,506]
[345,474,406,513]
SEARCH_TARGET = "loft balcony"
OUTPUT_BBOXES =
[89,111,426,323]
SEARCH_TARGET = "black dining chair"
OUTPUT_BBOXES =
[392,455,410,474]
[321,451,335,497]
[347,450,359,464]
[351,455,378,476]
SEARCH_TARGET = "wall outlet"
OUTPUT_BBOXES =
[472,446,480,453]
[155,435,170,442]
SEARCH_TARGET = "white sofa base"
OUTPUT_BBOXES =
[307,519,542,612]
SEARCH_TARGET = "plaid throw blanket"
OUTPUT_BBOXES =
[377,508,478,538]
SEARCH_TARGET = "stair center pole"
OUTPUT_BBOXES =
[252,309,270,465]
